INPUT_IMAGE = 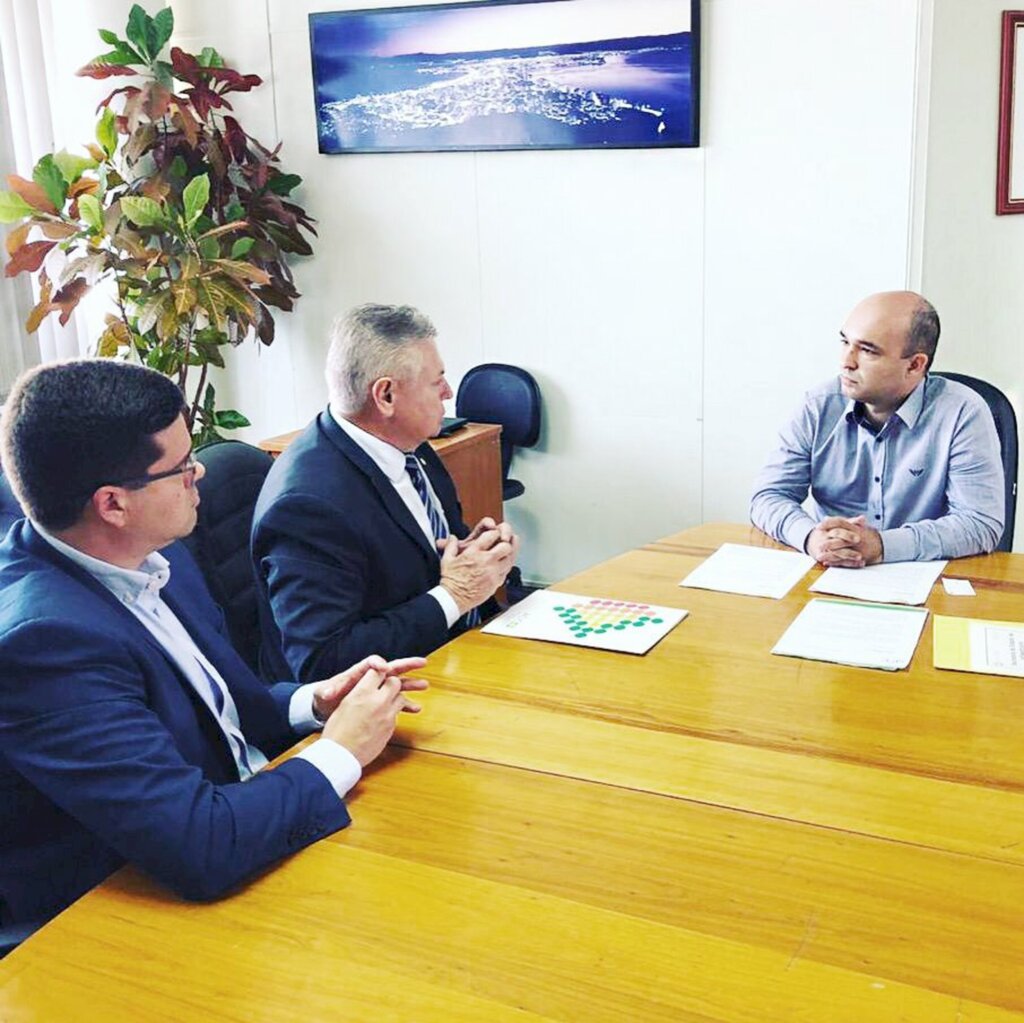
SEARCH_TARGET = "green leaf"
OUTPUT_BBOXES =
[98,28,121,45]
[230,237,255,259]
[78,193,104,233]
[121,196,164,227]
[214,409,250,430]
[182,174,209,228]
[169,155,187,179]
[225,201,245,222]
[267,174,302,197]
[153,61,174,90]
[198,236,220,260]
[97,108,118,158]
[198,47,224,68]
[152,8,174,53]
[0,191,35,223]
[33,155,68,212]
[126,4,153,60]
[53,150,96,185]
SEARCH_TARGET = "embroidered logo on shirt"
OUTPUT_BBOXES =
[909,468,925,477]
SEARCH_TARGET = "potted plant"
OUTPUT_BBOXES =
[0,4,315,444]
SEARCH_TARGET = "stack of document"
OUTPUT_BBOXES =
[679,543,814,599]
[773,598,930,671]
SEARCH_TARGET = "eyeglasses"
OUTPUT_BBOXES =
[110,452,199,490]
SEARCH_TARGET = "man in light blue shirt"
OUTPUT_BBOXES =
[750,291,1004,565]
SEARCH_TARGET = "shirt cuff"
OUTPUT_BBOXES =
[295,738,362,799]
[878,527,916,563]
[429,584,461,629]
[783,516,817,555]
[288,684,322,735]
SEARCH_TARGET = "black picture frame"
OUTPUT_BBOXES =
[309,0,700,154]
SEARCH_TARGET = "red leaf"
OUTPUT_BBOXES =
[141,82,172,121]
[50,278,90,325]
[77,62,139,80]
[4,240,56,278]
[222,116,248,162]
[169,47,202,83]
[6,175,57,215]
[96,86,141,111]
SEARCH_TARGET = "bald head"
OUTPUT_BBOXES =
[848,291,940,370]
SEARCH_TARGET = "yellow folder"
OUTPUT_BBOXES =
[933,614,1024,676]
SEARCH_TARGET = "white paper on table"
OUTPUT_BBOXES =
[678,543,815,600]
[968,621,1024,676]
[772,598,929,671]
[481,589,688,655]
[942,578,976,597]
[809,560,947,606]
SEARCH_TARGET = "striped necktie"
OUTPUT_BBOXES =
[405,453,480,628]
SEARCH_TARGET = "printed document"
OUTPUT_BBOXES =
[772,598,929,670]
[679,543,814,600]
[809,560,947,606]
[933,615,1024,678]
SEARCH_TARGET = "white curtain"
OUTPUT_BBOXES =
[0,0,157,381]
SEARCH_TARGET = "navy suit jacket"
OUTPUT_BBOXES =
[0,522,349,928]
[252,410,472,682]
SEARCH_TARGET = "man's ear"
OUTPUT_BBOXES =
[90,486,130,528]
[369,376,396,418]
[908,352,929,377]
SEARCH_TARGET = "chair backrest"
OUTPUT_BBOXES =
[934,371,1018,551]
[182,440,274,671]
[455,364,542,486]
[0,472,24,533]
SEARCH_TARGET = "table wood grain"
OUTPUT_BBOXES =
[3,524,1023,1021]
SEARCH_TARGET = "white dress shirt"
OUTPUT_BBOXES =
[330,404,462,627]
[36,526,361,798]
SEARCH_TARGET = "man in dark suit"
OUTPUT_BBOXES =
[252,304,518,683]
[0,359,426,937]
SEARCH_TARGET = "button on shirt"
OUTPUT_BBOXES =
[330,405,463,627]
[35,528,360,797]
[750,375,1004,562]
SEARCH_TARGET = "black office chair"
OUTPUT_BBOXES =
[934,372,1018,551]
[0,472,23,532]
[455,364,541,501]
[182,440,274,671]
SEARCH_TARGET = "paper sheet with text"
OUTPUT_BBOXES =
[809,560,947,606]
[772,598,929,671]
[679,543,814,600]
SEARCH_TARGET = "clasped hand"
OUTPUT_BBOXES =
[805,514,883,568]
[438,516,519,615]
[312,655,429,766]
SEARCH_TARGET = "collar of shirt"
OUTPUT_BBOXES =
[329,402,410,483]
[33,523,171,611]
[843,377,928,434]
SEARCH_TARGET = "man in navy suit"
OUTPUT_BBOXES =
[252,304,518,683]
[0,360,426,937]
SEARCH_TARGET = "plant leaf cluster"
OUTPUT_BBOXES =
[0,4,316,443]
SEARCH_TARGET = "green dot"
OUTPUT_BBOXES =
[614,625,626,630]
[633,621,645,627]
[553,605,564,611]
[620,619,632,625]
[638,616,650,622]
[651,618,664,624]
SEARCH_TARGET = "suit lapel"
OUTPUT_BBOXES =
[317,411,439,562]
[23,524,239,774]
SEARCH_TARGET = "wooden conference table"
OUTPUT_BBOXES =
[3,523,1024,1021]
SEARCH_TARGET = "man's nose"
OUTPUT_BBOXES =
[441,380,453,400]
[842,346,857,369]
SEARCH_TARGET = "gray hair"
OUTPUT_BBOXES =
[326,303,437,414]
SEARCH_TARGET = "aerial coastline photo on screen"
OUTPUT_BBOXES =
[309,0,699,153]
